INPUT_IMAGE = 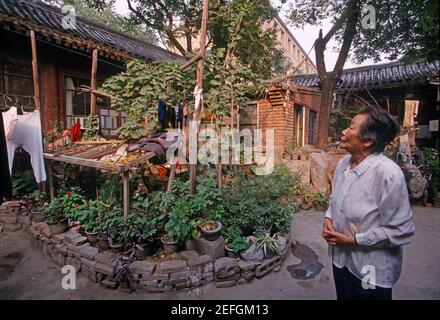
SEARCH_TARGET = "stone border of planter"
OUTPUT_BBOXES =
[1,201,291,293]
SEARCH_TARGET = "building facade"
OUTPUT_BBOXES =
[0,0,182,135]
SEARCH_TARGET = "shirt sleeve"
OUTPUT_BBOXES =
[355,170,415,247]
[324,202,332,219]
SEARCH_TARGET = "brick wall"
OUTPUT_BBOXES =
[256,84,321,162]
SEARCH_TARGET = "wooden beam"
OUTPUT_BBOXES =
[179,53,203,71]
[123,171,129,218]
[166,163,177,193]
[189,0,209,194]
[48,162,54,201]
[30,30,41,110]
[43,153,123,172]
[90,49,98,115]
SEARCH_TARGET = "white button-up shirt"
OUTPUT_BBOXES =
[326,153,415,288]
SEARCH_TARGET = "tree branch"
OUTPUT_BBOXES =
[332,0,361,81]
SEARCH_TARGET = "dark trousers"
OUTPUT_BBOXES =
[333,264,392,300]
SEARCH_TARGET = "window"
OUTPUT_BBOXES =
[308,111,317,145]
[0,61,35,109]
[65,76,117,137]
[65,75,90,128]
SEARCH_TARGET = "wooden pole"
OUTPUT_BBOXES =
[189,0,209,194]
[256,101,260,129]
[48,162,54,201]
[123,171,129,218]
[90,49,98,115]
[30,30,41,110]
[167,162,177,193]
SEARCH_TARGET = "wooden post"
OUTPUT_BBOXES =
[48,162,54,201]
[30,30,41,110]
[123,171,129,218]
[90,49,98,115]
[256,101,260,129]
[189,0,209,194]
[167,162,177,193]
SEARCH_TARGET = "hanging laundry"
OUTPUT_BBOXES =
[70,119,81,142]
[6,110,46,183]
[177,101,184,129]
[2,106,18,172]
[157,100,167,130]
[167,105,176,129]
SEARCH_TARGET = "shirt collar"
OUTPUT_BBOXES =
[344,153,381,175]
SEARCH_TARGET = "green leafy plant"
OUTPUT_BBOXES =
[82,114,100,141]
[59,187,86,221]
[221,166,298,236]
[12,170,38,197]
[313,192,328,206]
[230,235,250,254]
[422,148,440,199]
[256,232,280,257]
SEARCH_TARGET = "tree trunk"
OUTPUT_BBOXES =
[316,83,334,149]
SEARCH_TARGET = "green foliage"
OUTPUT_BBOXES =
[12,170,38,197]
[131,192,167,241]
[209,0,284,78]
[221,166,298,236]
[164,177,225,243]
[313,192,328,205]
[100,60,195,141]
[204,48,264,121]
[229,235,250,253]
[77,200,100,232]
[82,115,100,141]
[422,148,440,193]
[59,187,86,220]
[287,0,439,64]
[256,232,280,256]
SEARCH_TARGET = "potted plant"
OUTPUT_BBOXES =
[256,233,281,259]
[313,192,329,211]
[226,235,250,258]
[160,234,179,254]
[31,205,48,222]
[299,188,313,210]
[45,207,68,235]
[200,220,222,241]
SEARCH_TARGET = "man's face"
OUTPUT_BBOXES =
[340,113,372,154]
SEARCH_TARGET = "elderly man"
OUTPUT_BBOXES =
[323,106,415,300]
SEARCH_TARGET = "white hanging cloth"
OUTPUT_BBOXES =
[2,108,46,183]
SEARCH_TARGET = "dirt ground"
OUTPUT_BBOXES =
[0,205,439,300]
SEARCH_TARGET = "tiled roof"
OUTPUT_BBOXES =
[0,0,184,62]
[292,60,440,91]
